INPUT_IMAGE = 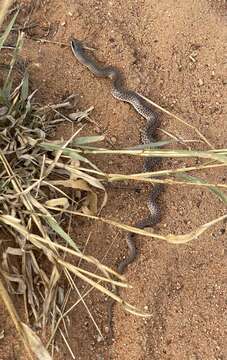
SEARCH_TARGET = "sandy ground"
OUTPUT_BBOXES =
[0,0,226,359]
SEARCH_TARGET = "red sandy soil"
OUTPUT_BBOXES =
[0,1,226,359]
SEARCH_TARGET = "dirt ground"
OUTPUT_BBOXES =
[0,0,226,359]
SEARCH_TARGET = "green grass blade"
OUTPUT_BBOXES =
[126,139,174,150]
[72,135,105,145]
[45,215,80,252]
[0,10,19,51]
[0,78,12,104]
[40,142,102,171]
[20,70,29,101]
[4,31,24,90]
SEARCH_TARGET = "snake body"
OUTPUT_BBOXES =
[71,39,162,341]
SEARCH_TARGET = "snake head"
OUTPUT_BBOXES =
[71,38,97,54]
[71,38,83,53]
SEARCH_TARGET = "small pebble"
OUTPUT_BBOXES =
[111,136,117,143]
[97,335,104,343]
[175,282,183,290]
[198,79,204,86]
[104,326,110,334]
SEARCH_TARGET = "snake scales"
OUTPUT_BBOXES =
[71,38,163,342]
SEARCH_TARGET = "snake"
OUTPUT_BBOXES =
[71,38,163,342]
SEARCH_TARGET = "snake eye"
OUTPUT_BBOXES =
[71,40,76,51]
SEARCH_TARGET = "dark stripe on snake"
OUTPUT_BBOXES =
[71,39,163,343]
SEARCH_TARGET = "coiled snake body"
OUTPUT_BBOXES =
[71,39,163,342]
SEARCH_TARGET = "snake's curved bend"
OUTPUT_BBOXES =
[71,38,163,342]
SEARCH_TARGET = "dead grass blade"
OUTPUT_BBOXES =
[56,258,129,288]
[108,163,225,179]
[176,173,227,205]
[108,174,227,190]
[48,179,98,215]
[40,141,104,172]
[138,92,214,149]
[28,194,80,252]
[21,323,52,360]
[0,0,14,29]
[79,147,227,163]
[41,142,226,165]
[0,213,147,314]
[44,207,227,244]
[165,214,227,244]
[0,214,126,281]
[0,273,51,360]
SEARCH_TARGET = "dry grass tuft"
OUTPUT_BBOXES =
[0,11,129,359]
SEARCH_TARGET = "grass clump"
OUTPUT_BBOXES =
[0,10,130,360]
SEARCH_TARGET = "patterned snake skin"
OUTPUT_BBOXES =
[71,38,163,343]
